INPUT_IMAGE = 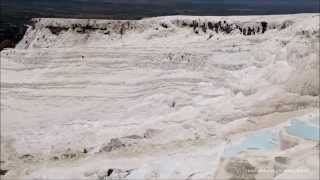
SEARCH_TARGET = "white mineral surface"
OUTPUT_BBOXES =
[1,14,319,179]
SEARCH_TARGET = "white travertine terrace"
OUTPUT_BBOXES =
[1,14,319,179]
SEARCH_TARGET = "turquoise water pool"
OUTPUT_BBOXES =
[223,114,319,157]
[286,119,320,141]
[224,130,279,157]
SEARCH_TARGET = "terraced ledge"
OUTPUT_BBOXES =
[0,14,319,179]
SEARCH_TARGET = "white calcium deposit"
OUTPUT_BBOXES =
[1,14,319,179]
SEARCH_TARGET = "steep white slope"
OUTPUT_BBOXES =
[1,14,319,179]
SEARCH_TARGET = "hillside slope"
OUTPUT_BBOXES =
[1,14,319,179]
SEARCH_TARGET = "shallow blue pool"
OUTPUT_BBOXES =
[286,119,320,141]
[224,130,279,157]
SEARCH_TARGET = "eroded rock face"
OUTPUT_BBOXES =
[46,26,69,35]
[0,169,8,176]
[273,156,290,177]
[85,168,133,180]
[143,129,161,138]
[100,138,126,152]
[225,158,258,180]
[274,156,289,164]
[29,15,297,41]
[44,20,269,36]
